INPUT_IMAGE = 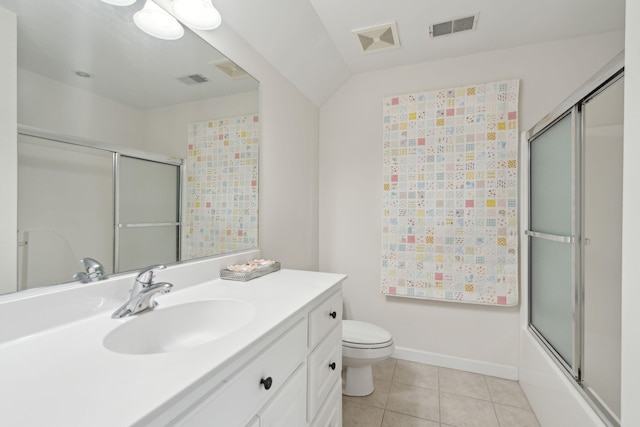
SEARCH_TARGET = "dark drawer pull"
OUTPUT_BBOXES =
[329,311,337,319]
[260,377,273,390]
[329,362,336,371]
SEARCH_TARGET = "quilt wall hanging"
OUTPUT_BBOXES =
[380,80,519,306]
[184,114,259,259]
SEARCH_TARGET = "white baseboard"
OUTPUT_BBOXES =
[392,346,519,380]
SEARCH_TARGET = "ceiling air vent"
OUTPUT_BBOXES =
[212,59,249,79]
[177,74,209,85]
[429,14,478,38]
[352,22,400,54]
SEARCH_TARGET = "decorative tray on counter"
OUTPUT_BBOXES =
[220,260,281,282]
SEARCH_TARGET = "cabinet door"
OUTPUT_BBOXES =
[177,320,307,427]
[308,324,342,421]
[311,380,342,427]
[258,364,307,427]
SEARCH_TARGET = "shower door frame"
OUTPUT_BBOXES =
[525,53,624,427]
[526,106,582,380]
[17,125,184,276]
[113,153,183,273]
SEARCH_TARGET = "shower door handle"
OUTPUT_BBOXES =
[524,230,574,244]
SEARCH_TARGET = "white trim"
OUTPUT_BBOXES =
[392,346,519,380]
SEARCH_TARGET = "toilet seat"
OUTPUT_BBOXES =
[342,320,393,349]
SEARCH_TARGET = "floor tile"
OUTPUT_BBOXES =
[494,403,540,427]
[342,400,384,427]
[440,392,500,427]
[343,359,536,427]
[373,357,397,382]
[486,376,532,409]
[343,378,391,409]
[386,382,440,422]
[381,410,439,427]
[439,367,491,401]
[392,360,439,390]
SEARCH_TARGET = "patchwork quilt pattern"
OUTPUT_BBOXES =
[184,114,259,259]
[381,80,519,306]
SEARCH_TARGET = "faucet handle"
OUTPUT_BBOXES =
[81,258,106,277]
[135,264,166,286]
[74,258,107,283]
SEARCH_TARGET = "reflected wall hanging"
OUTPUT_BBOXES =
[381,80,519,306]
[184,114,259,259]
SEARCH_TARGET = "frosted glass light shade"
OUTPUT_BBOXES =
[134,0,184,40]
[101,0,137,5]
[172,0,222,30]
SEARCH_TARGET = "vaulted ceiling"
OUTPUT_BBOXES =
[212,0,626,106]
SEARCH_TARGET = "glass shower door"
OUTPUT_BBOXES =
[115,155,181,273]
[581,76,623,421]
[527,62,623,427]
[528,111,579,375]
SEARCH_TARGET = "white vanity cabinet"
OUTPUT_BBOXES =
[176,318,308,427]
[172,287,343,427]
[0,264,346,427]
[257,364,307,426]
[307,290,343,425]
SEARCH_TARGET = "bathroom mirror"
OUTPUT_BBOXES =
[1,0,260,295]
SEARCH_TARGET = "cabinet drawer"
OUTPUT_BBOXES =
[311,379,342,427]
[178,318,307,427]
[308,323,342,422]
[308,291,342,348]
[258,363,307,427]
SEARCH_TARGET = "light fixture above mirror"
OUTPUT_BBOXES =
[172,0,221,30]
[102,0,137,5]
[101,0,222,40]
[134,0,184,40]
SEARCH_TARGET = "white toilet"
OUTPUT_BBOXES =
[342,320,394,396]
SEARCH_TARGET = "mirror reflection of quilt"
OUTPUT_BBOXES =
[184,115,260,259]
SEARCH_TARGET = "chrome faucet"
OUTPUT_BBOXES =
[112,265,173,319]
[73,258,108,283]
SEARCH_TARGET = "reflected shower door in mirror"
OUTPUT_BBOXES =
[116,155,180,273]
[18,133,182,291]
[1,0,260,295]
[18,135,113,290]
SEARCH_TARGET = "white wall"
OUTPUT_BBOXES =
[621,0,640,424]
[143,90,258,159]
[18,67,259,160]
[18,69,146,149]
[189,23,320,271]
[319,31,624,374]
[0,7,17,295]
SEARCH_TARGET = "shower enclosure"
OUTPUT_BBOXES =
[526,57,623,426]
[17,127,182,290]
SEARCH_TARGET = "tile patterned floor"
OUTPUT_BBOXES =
[342,358,540,427]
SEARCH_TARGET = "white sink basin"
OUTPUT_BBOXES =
[103,299,256,355]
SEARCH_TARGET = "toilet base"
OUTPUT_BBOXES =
[342,365,374,396]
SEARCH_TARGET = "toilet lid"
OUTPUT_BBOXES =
[342,320,393,346]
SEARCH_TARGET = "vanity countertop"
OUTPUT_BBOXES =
[0,269,345,426]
